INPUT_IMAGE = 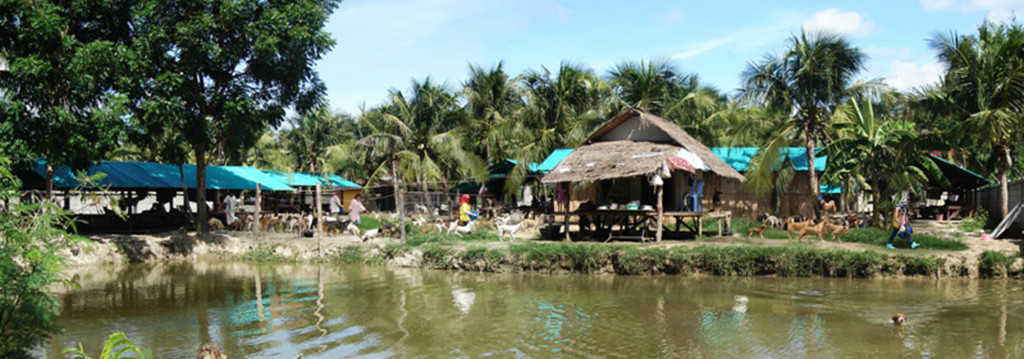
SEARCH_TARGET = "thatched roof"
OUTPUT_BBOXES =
[541,141,686,183]
[544,108,745,183]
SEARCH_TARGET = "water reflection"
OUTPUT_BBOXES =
[44,262,1024,358]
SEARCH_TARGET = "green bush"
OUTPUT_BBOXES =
[959,209,988,232]
[64,331,151,359]
[979,250,1016,277]
[334,246,365,264]
[0,157,85,357]
[839,227,968,250]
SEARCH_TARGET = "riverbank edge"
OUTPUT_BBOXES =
[240,241,1024,280]
[66,232,1023,279]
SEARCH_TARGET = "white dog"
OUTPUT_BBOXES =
[497,221,523,240]
[447,220,473,236]
[763,214,783,229]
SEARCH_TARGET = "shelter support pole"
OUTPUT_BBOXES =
[697,216,703,241]
[63,190,70,210]
[315,183,322,255]
[255,183,262,232]
[656,184,664,242]
[563,183,571,242]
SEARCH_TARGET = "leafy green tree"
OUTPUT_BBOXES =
[825,99,936,225]
[284,106,351,173]
[741,31,867,216]
[0,157,82,358]
[608,59,697,115]
[245,130,293,172]
[0,1,128,198]
[929,21,1024,219]
[121,0,339,234]
[463,62,523,163]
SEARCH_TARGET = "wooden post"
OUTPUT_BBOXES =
[315,183,322,254]
[656,184,664,242]
[255,183,262,232]
[697,216,703,240]
[563,183,571,242]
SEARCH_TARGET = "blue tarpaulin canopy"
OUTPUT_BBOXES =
[535,149,573,173]
[261,170,361,188]
[31,159,303,191]
[710,147,828,173]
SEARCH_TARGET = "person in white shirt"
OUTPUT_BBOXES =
[349,194,366,225]
[224,193,238,226]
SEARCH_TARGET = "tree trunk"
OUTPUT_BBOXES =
[179,164,191,217]
[255,183,262,232]
[315,183,322,255]
[46,163,55,201]
[871,177,881,227]
[805,132,820,219]
[656,184,664,242]
[196,147,209,235]
[999,145,1012,220]
[391,157,406,244]
[421,176,432,213]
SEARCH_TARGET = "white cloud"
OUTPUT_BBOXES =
[886,60,944,90]
[918,0,1024,21]
[671,37,734,60]
[921,0,955,11]
[972,0,1024,22]
[802,9,875,36]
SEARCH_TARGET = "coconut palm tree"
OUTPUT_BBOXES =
[740,30,867,217]
[928,21,1024,219]
[359,79,484,220]
[284,106,351,174]
[463,62,524,163]
[608,59,697,115]
[245,130,292,172]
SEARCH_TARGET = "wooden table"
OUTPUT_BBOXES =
[549,210,732,241]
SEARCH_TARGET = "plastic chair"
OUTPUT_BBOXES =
[685,179,705,212]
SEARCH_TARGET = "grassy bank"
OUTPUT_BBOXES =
[730,218,969,250]
[273,239,1021,279]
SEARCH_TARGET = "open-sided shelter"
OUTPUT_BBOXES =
[541,108,745,241]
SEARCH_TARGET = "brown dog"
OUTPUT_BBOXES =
[787,218,814,239]
[747,225,766,239]
[823,222,849,239]
[796,221,827,241]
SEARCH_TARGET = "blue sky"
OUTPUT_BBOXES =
[316,0,1023,115]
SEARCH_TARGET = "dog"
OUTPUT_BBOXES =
[820,199,837,214]
[747,225,766,239]
[197,343,227,359]
[497,221,523,240]
[786,218,814,239]
[208,217,225,231]
[796,221,828,241]
[763,214,783,229]
[823,222,849,239]
[891,313,907,325]
[447,220,473,236]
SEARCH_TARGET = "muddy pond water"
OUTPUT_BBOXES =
[42,261,1024,358]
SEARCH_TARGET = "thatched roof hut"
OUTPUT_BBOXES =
[541,108,745,184]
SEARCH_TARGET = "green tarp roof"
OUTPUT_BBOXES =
[27,159,370,191]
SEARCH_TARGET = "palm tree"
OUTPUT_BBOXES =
[825,98,936,225]
[741,30,867,217]
[607,59,697,115]
[284,106,351,174]
[463,62,523,164]
[929,21,1024,219]
[245,130,292,172]
[359,78,484,232]
[505,63,610,194]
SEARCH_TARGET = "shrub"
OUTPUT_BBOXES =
[63,331,151,359]
[959,209,988,232]
[335,246,365,264]
[0,157,85,357]
[979,251,1015,278]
